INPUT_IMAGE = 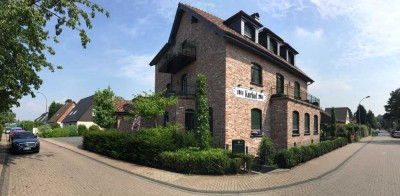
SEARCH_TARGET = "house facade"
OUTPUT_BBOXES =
[150,3,321,154]
[325,107,352,124]
[62,95,98,128]
[47,100,76,127]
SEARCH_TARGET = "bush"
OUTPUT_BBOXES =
[83,125,178,166]
[49,122,61,129]
[309,144,321,157]
[300,145,313,162]
[172,128,197,148]
[78,124,88,136]
[159,148,233,174]
[258,137,276,166]
[243,154,255,171]
[89,125,101,131]
[231,157,243,174]
[68,126,78,136]
[276,149,295,168]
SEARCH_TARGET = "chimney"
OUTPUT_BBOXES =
[251,13,260,21]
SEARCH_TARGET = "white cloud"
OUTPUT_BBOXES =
[257,0,309,18]
[116,54,155,87]
[295,27,324,39]
[310,0,400,61]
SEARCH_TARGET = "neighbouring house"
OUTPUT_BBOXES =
[47,100,76,127]
[62,95,98,128]
[324,107,352,124]
[149,3,321,154]
[34,112,48,124]
[114,99,134,131]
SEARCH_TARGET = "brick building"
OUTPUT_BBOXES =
[149,3,321,155]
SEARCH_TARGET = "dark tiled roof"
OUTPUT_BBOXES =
[325,107,351,123]
[35,112,48,123]
[62,96,93,123]
[47,102,75,123]
[150,3,313,82]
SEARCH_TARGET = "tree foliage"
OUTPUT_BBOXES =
[0,0,109,112]
[93,87,115,129]
[48,101,63,119]
[130,91,177,128]
[194,74,211,150]
[0,110,16,125]
[330,107,337,138]
[384,88,400,129]
[366,110,379,129]
[355,104,367,125]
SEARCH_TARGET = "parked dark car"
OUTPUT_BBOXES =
[10,131,40,154]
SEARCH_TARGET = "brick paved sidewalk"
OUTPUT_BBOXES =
[42,136,372,193]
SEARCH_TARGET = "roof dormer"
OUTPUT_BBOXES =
[280,43,299,65]
[224,11,263,43]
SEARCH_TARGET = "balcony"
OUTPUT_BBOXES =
[158,40,196,74]
[165,85,195,98]
[271,84,320,107]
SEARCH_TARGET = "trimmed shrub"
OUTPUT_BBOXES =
[83,125,178,166]
[89,125,101,131]
[68,126,78,136]
[231,157,244,174]
[159,148,233,174]
[78,124,88,136]
[276,149,295,168]
[258,137,276,166]
[300,145,313,162]
[309,143,321,157]
[172,129,197,148]
[49,122,61,129]
[290,147,302,166]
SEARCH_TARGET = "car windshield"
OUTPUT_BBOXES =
[13,132,35,139]
[11,127,23,131]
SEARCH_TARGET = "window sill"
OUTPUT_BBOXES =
[313,132,319,135]
[250,82,263,87]
[292,134,300,137]
[304,133,310,135]
[250,135,263,138]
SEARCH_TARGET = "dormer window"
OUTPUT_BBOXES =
[244,22,255,40]
[269,39,278,55]
[288,52,295,65]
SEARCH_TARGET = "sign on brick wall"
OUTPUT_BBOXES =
[233,86,266,102]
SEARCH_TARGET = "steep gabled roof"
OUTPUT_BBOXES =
[149,3,314,82]
[47,101,75,123]
[325,107,352,123]
[62,96,93,123]
[35,112,48,123]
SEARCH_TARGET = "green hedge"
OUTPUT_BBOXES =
[83,125,178,166]
[277,138,348,168]
[38,126,78,138]
[159,148,233,174]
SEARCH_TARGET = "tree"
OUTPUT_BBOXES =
[93,87,115,129]
[355,105,367,124]
[330,107,337,138]
[0,0,109,112]
[384,88,400,129]
[194,74,211,150]
[48,101,63,119]
[0,110,16,125]
[130,91,177,128]
[366,110,378,129]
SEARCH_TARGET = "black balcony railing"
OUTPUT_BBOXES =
[271,84,320,107]
[158,40,196,74]
[165,85,195,98]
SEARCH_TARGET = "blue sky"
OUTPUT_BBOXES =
[13,0,400,120]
